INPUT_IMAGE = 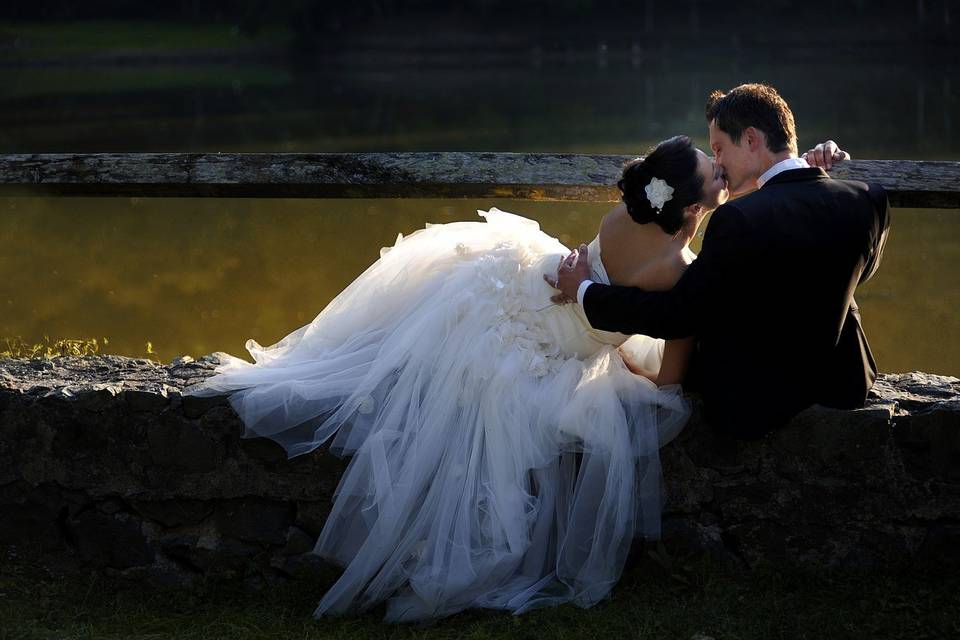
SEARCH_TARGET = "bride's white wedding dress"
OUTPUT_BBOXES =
[183,207,690,622]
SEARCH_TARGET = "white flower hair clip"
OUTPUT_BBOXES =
[644,177,674,215]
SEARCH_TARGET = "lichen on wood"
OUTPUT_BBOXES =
[0,153,956,207]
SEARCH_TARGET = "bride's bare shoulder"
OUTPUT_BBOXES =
[598,205,639,252]
[599,203,630,235]
[597,204,694,289]
[629,253,690,291]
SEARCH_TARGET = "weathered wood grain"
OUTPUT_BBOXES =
[0,153,956,207]
[828,159,960,208]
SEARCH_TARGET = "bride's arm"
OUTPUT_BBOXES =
[615,251,697,386]
[656,338,695,386]
[618,347,658,383]
[619,337,695,387]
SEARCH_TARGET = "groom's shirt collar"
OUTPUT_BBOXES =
[757,156,810,188]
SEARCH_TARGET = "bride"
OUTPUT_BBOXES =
[183,135,728,623]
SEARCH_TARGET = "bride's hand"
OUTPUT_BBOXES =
[802,140,850,170]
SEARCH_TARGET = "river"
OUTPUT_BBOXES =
[1,37,957,375]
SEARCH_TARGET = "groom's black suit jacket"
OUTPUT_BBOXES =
[583,167,891,438]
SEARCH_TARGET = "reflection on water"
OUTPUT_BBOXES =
[0,58,956,159]
[1,40,957,375]
[1,197,957,376]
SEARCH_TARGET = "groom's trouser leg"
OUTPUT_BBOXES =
[817,299,878,410]
[682,339,704,393]
[817,198,889,409]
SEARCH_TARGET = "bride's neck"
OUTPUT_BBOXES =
[673,211,706,247]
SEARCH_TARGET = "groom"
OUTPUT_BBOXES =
[548,83,891,439]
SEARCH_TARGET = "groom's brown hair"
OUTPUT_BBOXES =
[706,83,798,155]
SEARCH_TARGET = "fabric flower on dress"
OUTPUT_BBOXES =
[357,395,376,414]
[472,244,566,378]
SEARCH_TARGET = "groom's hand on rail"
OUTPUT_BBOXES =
[543,243,590,304]
[802,140,850,170]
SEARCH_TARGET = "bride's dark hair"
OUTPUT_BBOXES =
[617,135,705,235]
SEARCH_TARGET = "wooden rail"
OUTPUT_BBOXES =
[0,153,957,208]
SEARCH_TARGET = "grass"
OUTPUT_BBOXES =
[1,335,105,359]
[0,335,161,362]
[0,542,956,640]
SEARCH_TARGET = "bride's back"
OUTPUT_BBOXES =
[597,203,694,291]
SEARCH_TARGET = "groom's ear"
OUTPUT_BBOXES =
[744,126,764,152]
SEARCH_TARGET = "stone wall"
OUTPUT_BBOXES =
[0,353,957,588]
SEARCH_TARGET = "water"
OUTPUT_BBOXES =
[1,196,956,375]
[2,59,956,159]
[0,43,958,375]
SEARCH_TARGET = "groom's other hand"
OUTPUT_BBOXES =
[543,243,590,304]
[802,139,850,170]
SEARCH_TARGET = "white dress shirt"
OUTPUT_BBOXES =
[576,279,594,306]
[756,156,809,188]
[575,156,810,306]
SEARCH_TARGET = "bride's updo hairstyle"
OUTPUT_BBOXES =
[617,135,705,235]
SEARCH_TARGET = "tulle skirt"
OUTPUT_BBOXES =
[183,208,690,622]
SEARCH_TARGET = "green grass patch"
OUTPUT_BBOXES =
[1,543,956,639]
[1,334,103,359]
[0,335,163,361]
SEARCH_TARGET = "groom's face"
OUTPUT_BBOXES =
[708,119,756,196]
